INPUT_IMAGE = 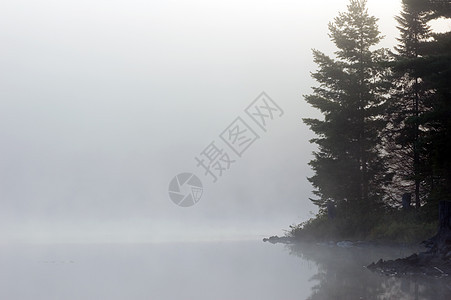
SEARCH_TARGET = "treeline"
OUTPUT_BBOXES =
[295,0,451,242]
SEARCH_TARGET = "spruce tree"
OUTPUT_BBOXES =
[303,0,390,226]
[417,1,451,206]
[385,0,451,217]
[386,0,431,208]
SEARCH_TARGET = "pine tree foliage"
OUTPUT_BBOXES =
[402,0,451,208]
[303,0,391,214]
[385,0,432,208]
[294,0,451,241]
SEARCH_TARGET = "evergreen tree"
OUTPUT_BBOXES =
[417,2,451,207]
[385,0,432,208]
[406,0,451,18]
[303,0,391,226]
[386,0,451,217]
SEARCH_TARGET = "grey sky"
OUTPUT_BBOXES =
[0,0,414,243]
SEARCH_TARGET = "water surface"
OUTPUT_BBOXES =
[0,241,449,299]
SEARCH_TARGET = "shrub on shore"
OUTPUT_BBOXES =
[288,209,437,244]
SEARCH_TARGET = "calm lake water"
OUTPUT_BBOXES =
[0,240,450,299]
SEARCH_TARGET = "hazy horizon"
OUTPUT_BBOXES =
[1,0,449,244]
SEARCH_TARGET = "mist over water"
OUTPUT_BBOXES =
[288,243,451,299]
[2,0,451,299]
[0,0,405,245]
[2,241,449,300]
[0,241,314,300]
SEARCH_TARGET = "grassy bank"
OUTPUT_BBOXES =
[288,209,437,245]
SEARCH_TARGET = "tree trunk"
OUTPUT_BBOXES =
[428,201,451,259]
[414,77,421,209]
[438,201,451,231]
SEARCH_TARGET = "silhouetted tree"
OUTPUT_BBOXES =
[405,0,451,211]
[303,0,391,231]
[384,0,432,208]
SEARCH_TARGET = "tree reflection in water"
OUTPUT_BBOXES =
[287,243,451,299]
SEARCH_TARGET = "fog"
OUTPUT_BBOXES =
[2,241,448,299]
[0,0,404,243]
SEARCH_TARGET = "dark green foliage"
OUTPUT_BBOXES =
[296,0,451,241]
[395,0,431,58]
[402,0,451,210]
[405,0,451,19]
[385,0,432,208]
[303,0,390,221]
[290,209,437,244]
[367,209,437,243]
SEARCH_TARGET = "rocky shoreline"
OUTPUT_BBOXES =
[367,252,451,277]
[266,201,451,278]
[368,202,451,277]
[263,235,451,277]
[367,235,451,277]
[263,235,413,248]
[262,235,293,244]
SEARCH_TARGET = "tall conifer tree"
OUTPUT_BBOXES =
[304,0,390,221]
[393,0,451,210]
[386,0,431,208]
